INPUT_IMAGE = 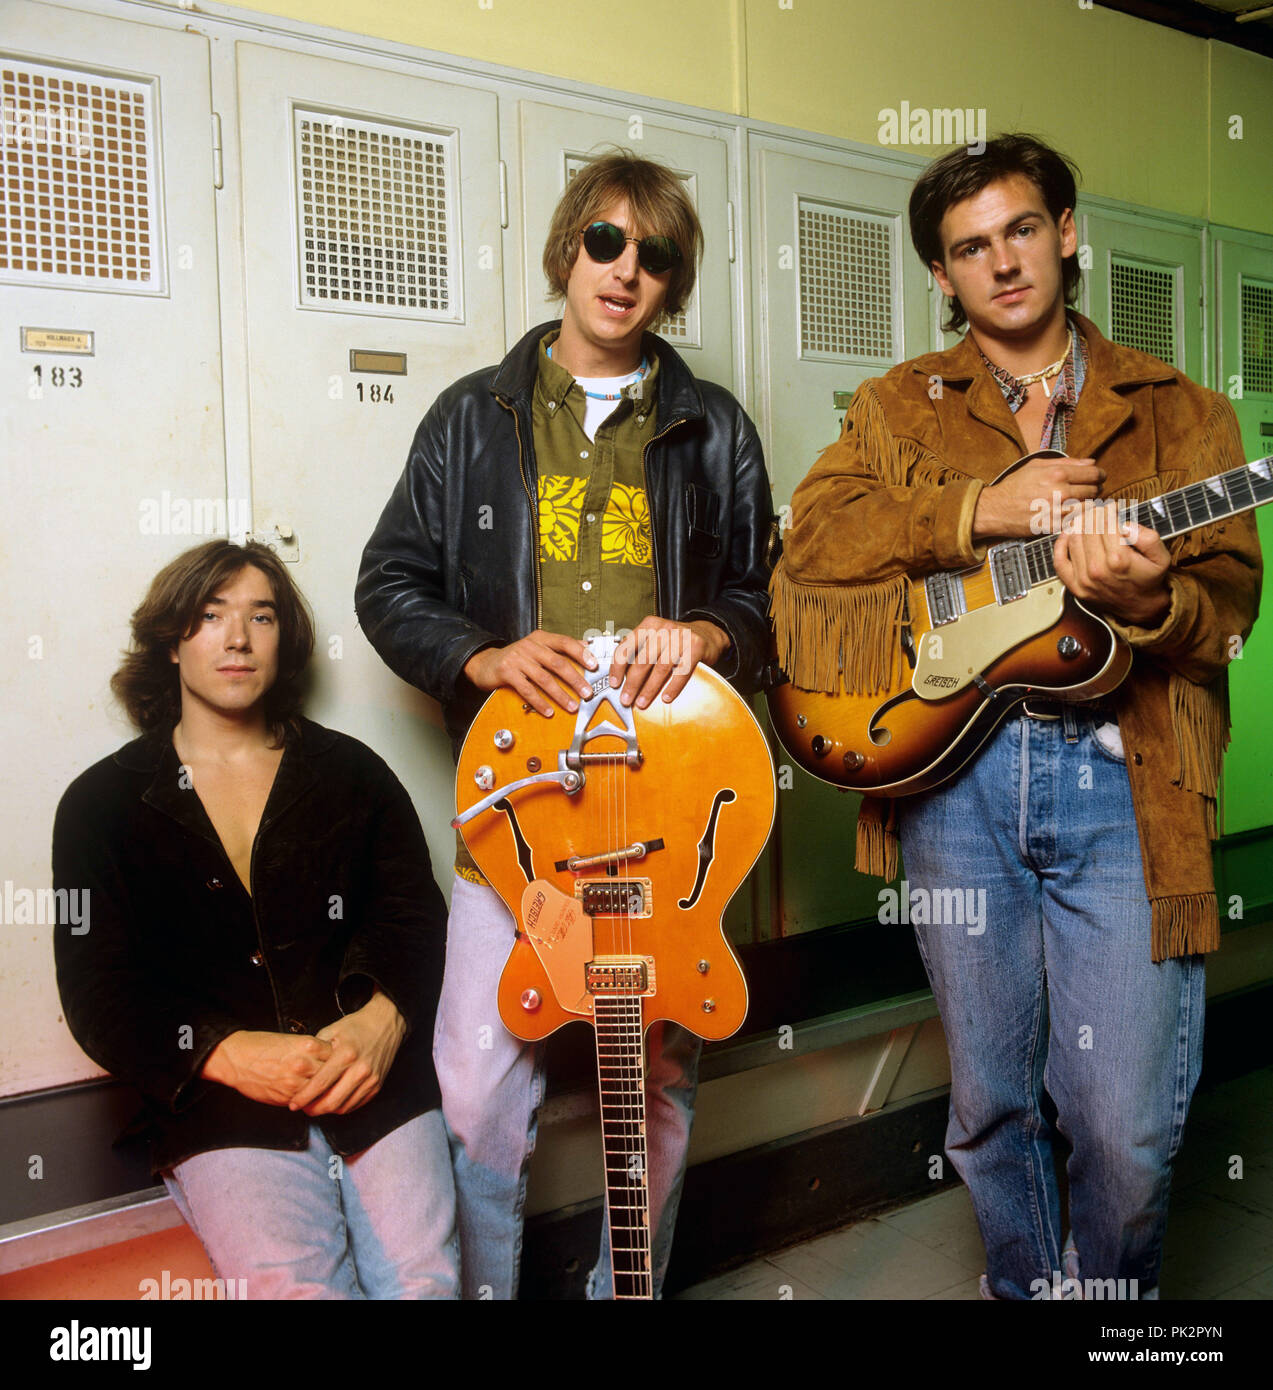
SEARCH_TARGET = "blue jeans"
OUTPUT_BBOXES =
[434,874,701,1299]
[162,1110,458,1298]
[897,712,1205,1300]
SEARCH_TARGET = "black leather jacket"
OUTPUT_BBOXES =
[356,322,775,754]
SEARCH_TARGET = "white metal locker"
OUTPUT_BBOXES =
[1079,204,1205,380]
[750,137,928,936]
[751,137,929,506]
[1,1,225,1093]
[234,42,505,863]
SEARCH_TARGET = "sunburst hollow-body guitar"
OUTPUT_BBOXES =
[769,451,1273,796]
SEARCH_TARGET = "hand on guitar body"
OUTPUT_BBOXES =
[608,615,730,709]
[972,453,1105,538]
[463,618,731,715]
[463,630,597,717]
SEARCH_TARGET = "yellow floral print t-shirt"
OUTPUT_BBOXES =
[532,333,660,640]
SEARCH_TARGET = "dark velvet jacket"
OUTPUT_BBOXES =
[52,719,447,1172]
[355,321,776,756]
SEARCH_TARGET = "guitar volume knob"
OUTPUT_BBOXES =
[1057,635,1082,659]
[811,735,832,758]
[843,750,865,771]
[520,989,541,1012]
[494,728,514,750]
[475,765,495,790]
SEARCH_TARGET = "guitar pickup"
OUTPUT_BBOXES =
[579,878,652,918]
[988,543,1031,603]
[586,957,655,995]
[924,571,966,626]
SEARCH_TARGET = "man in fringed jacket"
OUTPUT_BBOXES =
[771,133,1261,1300]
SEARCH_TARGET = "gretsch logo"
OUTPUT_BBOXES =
[525,890,546,931]
[924,674,959,689]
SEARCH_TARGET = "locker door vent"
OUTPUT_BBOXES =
[0,59,160,292]
[564,155,700,348]
[295,110,459,319]
[797,200,896,363]
[1109,257,1179,367]
[1240,279,1273,398]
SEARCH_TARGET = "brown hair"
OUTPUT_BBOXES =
[909,132,1082,333]
[542,149,703,318]
[110,541,314,737]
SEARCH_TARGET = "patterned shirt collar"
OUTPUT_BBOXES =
[980,316,1089,452]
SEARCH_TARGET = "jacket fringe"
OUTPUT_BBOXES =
[769,562,908,695]
[1175,399,1244,562]
[855,797,898,880]
[1169,674,1228,818]
[1151,892,1220,962]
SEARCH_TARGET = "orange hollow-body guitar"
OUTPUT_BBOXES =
[454,642,776,1299]
[769,452,1273,796]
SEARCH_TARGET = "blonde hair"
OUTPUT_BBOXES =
[542,149,702,318]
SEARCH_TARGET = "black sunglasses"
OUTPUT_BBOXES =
[581,220,682,275]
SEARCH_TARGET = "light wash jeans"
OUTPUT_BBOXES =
[163,1110,458,1299]
[434,873,701,1299]
[897,711,1204,1301]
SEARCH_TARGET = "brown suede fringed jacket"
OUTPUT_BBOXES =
[771,314,1262,962]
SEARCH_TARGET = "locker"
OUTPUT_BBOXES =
[1,0,225,1093]
[234,42,505,862]
[750,137,929,935]
[1079,204,1205,380]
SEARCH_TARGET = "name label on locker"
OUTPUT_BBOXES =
[349,349,407,375]
[21,327,94,356]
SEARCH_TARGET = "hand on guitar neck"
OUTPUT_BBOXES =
[1054,500,1172,628]
[973,454,1171,628]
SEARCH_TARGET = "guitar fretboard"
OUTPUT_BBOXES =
[1018,455,1273,586]
[594,994,652,1300]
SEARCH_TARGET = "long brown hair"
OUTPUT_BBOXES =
[110,541,314,737]
[542,149,703,318]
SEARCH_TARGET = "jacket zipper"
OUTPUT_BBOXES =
[498,395,543,630]
[642,417,688,616]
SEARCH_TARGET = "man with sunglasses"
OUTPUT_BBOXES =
[356,151,773,1298]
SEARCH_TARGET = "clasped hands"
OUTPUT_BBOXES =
[201,989,406,1117]
[973,454,1171,628]
[462,615,730,718]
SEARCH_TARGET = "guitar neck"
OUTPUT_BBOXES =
[1021,454,1273,584]
[595,994,653,1300]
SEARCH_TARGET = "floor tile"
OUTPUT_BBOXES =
[673,1066,1273,1301]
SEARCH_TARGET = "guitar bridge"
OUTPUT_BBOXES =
[586,957,656,996]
